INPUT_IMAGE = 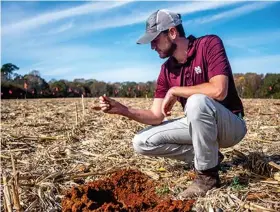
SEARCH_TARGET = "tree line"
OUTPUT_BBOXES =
[1,63,280,99]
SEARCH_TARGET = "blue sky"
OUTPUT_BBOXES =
[1,1,280,83]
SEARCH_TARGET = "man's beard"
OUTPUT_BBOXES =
[160,41,177,59]
[166,42,177,57]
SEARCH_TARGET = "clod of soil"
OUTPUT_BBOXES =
[62,169,195,212]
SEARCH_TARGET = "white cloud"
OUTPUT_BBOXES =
[190,1,275,25]
[1,1,242,45]
[169,1,239,14]
[13,44,106,78]
[6,44,101,62]
[2,1,132,35]
[231,55,280,74]
[82,1,240,32]
[3,1,279,83]
[47,21,74,35]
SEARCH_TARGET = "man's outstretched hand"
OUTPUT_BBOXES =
[92,95,127,115]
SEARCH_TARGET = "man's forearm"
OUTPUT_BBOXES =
[171,81,227,101]
[120,107,163,125]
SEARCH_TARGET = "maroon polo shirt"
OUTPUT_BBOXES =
[154,34,244,117]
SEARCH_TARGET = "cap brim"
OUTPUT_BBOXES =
[136,31,160,44]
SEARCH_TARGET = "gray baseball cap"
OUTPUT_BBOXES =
[136,9,182,44]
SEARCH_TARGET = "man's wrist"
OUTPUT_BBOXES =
[119,105,129,116]
[170,86,178,96]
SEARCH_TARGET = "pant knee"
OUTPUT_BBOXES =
[132,134,147,155]
[186,94,208,111]
[185,94,215,119]
[132,131,163,156]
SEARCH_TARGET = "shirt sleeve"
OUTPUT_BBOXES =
[154,64,169,98]
[206,35,231,79]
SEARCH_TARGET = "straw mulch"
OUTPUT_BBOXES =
[1,97,280,212]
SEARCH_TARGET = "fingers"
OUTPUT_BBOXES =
[99,95,112,112]
[100,102,110,108]
[92,104,110,112]
[91,95,110,112]
[162,109,171,117]
[162,106,168,117]
[99,95,112,103]
[163,107,171,116]
[99,95,106,102]
[94,95,117,113]
[162,106,167,117]
[161,102,167,116]
[92,106,101,111]
[166,111,171,116]
[162,102,172,117]
[101,106,110,112]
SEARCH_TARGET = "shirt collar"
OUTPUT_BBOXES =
[186,34,197,59]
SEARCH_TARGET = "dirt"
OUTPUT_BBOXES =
[61,169,195,212]
[2,98,280,211]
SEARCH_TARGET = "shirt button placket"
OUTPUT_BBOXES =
[185,70,192,86]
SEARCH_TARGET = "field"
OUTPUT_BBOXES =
[1,97,280,211]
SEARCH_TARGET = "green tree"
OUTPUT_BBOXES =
[145,80,156,98]
[24,71,50,97]
[49,80,68,97]
[242,73,263,98]
[1,63,19,81]
[29,70,41,77]
[258,74,280,98]
[88,80,107,97]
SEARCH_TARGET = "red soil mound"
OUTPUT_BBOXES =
[62,169,195,212]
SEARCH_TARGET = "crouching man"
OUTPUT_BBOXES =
[94,9,247,198]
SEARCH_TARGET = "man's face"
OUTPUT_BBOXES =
[151,32,176,59]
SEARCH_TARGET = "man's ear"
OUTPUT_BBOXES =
[168,27,177,40]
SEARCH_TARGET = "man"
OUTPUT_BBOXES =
[95,9,247,198]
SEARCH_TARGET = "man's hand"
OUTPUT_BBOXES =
[92,95,127,115]
[161,88,177,117]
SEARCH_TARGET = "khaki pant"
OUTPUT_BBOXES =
[132,94,247,171]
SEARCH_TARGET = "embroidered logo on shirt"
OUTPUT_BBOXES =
[194,66,202,74]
